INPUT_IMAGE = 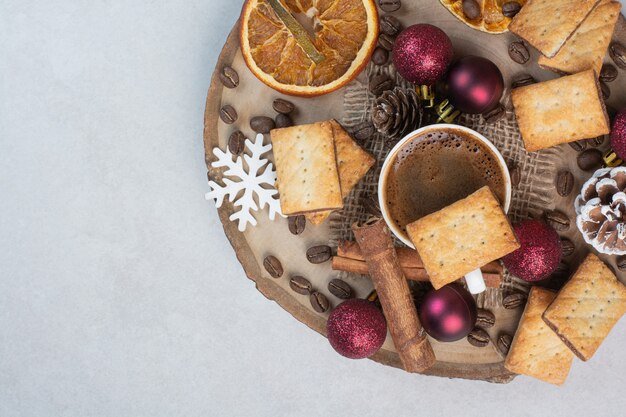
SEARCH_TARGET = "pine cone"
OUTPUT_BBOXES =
[576,166,626,254]
[371,87,422,146]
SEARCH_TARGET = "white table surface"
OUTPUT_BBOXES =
[2,1,625,416]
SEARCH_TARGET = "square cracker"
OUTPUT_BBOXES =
[505,287,574,385]
[538,1,621,75]
[271,121,343,215]
[306,120,375,225]
[511,70,609,152]
[543,253,626,361]
[405,186,519,289]
[509,0,602,58]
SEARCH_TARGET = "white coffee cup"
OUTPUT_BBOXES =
[378,124,512,294]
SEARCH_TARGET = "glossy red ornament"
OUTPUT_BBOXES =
[443,56,504,114]
[326,299,387,359]
[502,220,562,282]
[392,24,453,85]
[610,109,626,160]
[419,283,477,342]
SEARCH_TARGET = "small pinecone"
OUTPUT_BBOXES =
[371,87,423,145]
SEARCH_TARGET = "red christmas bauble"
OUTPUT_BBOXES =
[610,109,626,160]
[502,220,562,282]
[419,283,477,342]
[392,24,453,85]
[443,56,504,114]
[327,299,387,359]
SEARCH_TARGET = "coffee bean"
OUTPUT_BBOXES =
[600,64,618,83]
[272,98,295,114]
[561,238,575,257]
[353,121,375,142]
[467,328,490,347]
[544,210,570,231]
[310,291,330,313]
[497,334,513,356]
[328,279,353,299]
[288,215,305,235]
[617,255,626,271]
[483,104,505,124]
[511,74,536,88]
[361,195,382,217]
[510,165,521,187]
[220,105,238,124]
[462,0,481,19]
[502,1,522,17]
[577,149,603,172]
[509,41,530,64]
[556,170,575,197]
[378,33,395,51]
[263,255,283,278]
[568,140,587,152]
[609,42,626,70]
[250,116,275,133]
[275,113,293,128]
[600,81,611,100]
[306,245,332,264]
[289,276,313,295]
[369,74,395,96]
[379,0,401,12]
[503,292,527,309]
[372,47,389,65]
[380,14,402,36]
[228,130,246,155]
[476,309,496,329]
[220,66,239,88]
[588,135,606,147]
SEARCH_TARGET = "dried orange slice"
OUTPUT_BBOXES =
[439,0,527,34]
[240,0,379,96]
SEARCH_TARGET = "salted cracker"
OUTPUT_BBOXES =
[271,121,343,215]
[511,70,610,152]
[406,186,519,289]
[505,287,574,385]
[542,253,626,361]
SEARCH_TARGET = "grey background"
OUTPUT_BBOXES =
[1,1,625,416]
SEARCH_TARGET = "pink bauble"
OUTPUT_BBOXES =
[419,283,477,342]
[443,56,504,114]
[392,24,453,85]
[502,220,562,282]
[327,299,387,359]
[610,109,626,160]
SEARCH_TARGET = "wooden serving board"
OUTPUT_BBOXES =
[204,1,626,383]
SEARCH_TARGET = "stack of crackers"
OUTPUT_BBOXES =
[270,120,375,224]
[509,0,620,152]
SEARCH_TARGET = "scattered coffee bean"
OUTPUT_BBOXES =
[600,64,618,83]
[609,42,626,70]
[462,0,481,19]
[306,245,332,264]
[509,165,521,188]
[220,105,238,124]
[476,309,496,329]
[503,292,527,309]
[467,327,490,347]
[289,276,313,295]
[544,210,570,231]
[497,334,513,356]
[263,255,283,278]
[561,238,575,257]
[310,291,330,313]
[328,279,353,299]
[509,41,530,64]
[380,14,402,36]
[568,140,587,152]
[353,121,375,141]
[577,149,603,172]
[250,116,275,133]
[588,135,606,147]
[483,104,505,124]
[378,33,395,51]
[369,74,395,96]
[273,98,295,114]
[372,47,389,65]
[219,66,239,89]
[600,81,611,100]
[617,255,626,271]
[511,74,536,88]
[379,0,401,12]
[275,113,293,128]
[228,130,246,155]
[556,170,575,197]
[502,1,522,17]
[552,262,570,280]
[288,215,306,235]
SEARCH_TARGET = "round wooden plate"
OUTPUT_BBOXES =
[204,1,626,383]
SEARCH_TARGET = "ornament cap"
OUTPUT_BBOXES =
[604,150,623,168]
[416,85,435,108]
[435,99,460,123]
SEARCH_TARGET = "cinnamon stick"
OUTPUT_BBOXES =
[352,218,436,373]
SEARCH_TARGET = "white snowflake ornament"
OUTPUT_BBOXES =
[206,133,284,232]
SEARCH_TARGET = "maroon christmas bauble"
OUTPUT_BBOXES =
[392,24,453,85]
[419,283,477,342]
[610,109,626,160]
[443,56,504,114]
[502,220,562,282]
[327,299,387,359]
